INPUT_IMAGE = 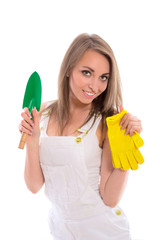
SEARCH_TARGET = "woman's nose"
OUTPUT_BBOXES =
[88,78,98,93]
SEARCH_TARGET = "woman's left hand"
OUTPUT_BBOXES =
[120,112,143,136]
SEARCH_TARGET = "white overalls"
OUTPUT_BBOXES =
[39,111,131,240]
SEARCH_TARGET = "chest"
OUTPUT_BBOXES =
[46,114,103,148]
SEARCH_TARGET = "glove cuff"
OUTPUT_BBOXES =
[106,110,127,126]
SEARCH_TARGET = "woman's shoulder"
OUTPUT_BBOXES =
[40,100,55,113]
[38,101,53,119]
[39,102,48,114]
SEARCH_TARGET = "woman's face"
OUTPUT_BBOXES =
[69,49,110,107]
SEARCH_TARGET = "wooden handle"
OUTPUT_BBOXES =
[18,133,28,149]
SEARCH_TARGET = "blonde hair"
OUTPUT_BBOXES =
[46,33,123,138]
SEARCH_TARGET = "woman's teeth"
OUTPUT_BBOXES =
[83,90,95,96]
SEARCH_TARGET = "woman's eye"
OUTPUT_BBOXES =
[82,70,91,76]
[101,75,109,81]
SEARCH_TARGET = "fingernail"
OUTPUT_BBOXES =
[32,107,36,113]
[28,112,31,118]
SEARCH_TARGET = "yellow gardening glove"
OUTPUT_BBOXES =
[106,110,144,170]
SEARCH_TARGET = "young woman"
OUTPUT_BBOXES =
[19,33,142,240]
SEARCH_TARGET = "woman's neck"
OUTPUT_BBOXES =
[69,90,93,112]
[69,98,92,116]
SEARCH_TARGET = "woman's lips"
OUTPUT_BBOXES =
[82,90,96,98]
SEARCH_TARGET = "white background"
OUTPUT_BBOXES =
[0,0,159,239]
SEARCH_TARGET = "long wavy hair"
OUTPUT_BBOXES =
[45,33,123,141]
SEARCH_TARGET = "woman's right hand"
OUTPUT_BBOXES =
[19,107,40,141]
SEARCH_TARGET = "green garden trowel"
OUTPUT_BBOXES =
[18,71,42,149]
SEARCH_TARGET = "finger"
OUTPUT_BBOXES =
[19,124,23,134]
[21,119,33,133]
[19,124,33,135]
[32,108,39,126]
[126,119,142,134]
[125,123,141,136]
[136,120,143,133]
[137,127,142,134]
[124,123,133,135]
[21,111,34,127]
[125,126,135,136]
[23,107,31,118]
[121,118,136,131]
[134,125,142,134]
[120,113,129,127]
[129,127,136,136]
[119,105,124,113]
[120,114,138,129]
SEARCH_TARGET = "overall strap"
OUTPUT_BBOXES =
[89,114,102,134]
[78,114,102,136]
[40,102,52,136]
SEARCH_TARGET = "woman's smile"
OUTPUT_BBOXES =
[69,49,110,105]
[82,89,96,98]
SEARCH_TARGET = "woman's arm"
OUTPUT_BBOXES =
[99,112,142,207]
[25,134,44,194]
[19,103,47,194]
[99,135,129,208]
